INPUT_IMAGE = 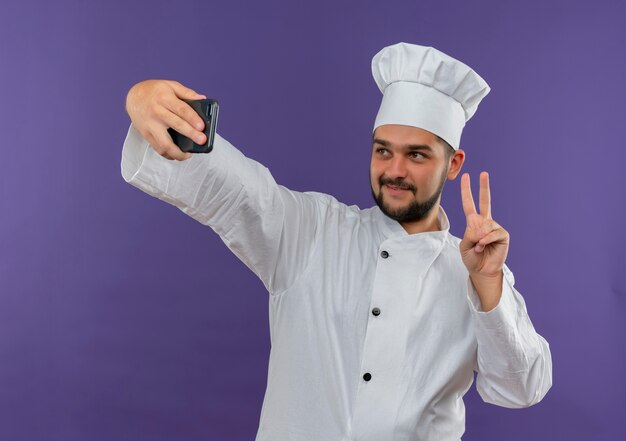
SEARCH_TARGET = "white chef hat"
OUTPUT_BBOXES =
[372,42,491,150]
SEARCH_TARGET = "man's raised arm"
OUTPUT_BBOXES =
[121,79,320,296]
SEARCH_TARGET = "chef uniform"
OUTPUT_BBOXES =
[120,42,552,441]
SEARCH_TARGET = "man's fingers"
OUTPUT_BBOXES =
[166,80,206,101]
[163,96,206,132]
[161,108,206,145]
[461,173,477,217]
[479,171,491,219]
[169,100,205,132]
[464,217,500,243]
[150,126,192,161]
[474,227,509,252]
[476,218,501,238]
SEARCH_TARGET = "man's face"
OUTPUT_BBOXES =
[370,124,452,223]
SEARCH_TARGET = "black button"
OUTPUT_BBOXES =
[380,250,389,259]
[372,307,381,316]
[363,373,372,381]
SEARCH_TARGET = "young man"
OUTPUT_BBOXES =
[121,43,552,441]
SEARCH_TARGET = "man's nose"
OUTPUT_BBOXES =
[386,156,408,179]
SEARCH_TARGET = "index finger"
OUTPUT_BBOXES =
[164,96,205,132]
[461,173,477,217]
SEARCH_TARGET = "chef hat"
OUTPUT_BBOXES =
[372,42,490,150]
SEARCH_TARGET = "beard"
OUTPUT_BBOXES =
[371,166,448,223]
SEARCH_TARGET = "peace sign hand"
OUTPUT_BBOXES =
[460,172,510,279]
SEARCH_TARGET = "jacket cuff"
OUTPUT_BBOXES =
[120,123,179,199]
[466,265,518,330]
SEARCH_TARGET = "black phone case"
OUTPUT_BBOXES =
[167,99,219,153]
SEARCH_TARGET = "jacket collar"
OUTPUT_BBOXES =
[374,204,451,244]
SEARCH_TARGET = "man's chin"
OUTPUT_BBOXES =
[381,201,411,217]
[377,198,418,222]
[372,191,438,223]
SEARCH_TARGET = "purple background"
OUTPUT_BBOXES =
[1,0,624,440]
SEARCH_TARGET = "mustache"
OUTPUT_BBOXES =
[379,176,416,193]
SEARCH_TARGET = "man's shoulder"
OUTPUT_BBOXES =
[299,190,368,215]
[293,190,381,229]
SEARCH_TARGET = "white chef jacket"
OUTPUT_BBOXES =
[120,124,552,441]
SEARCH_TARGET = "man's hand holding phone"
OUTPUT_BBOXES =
[125,80,210,161]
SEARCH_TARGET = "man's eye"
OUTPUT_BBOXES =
[409,152,425,159]
[376,148,389,155]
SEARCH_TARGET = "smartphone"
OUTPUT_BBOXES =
[168,99,219,153]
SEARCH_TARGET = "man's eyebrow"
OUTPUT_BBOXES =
[373,138,434,152]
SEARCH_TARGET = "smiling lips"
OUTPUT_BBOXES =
[385,184,411,196]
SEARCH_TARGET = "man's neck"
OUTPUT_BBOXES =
[399,203,442,234]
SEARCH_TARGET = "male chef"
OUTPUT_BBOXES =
[121,42,552,441]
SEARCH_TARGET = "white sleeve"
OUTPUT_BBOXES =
[120,123,320,296]
[466,264,553,408]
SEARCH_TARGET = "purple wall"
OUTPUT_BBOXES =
[1,0,624,439]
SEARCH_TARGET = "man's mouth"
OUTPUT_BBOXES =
[385,184,411,196]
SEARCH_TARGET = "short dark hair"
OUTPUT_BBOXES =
[436,135,455,161]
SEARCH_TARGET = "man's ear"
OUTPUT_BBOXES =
[447,149,465,180]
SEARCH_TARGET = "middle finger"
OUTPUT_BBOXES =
[479,171,491,219]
